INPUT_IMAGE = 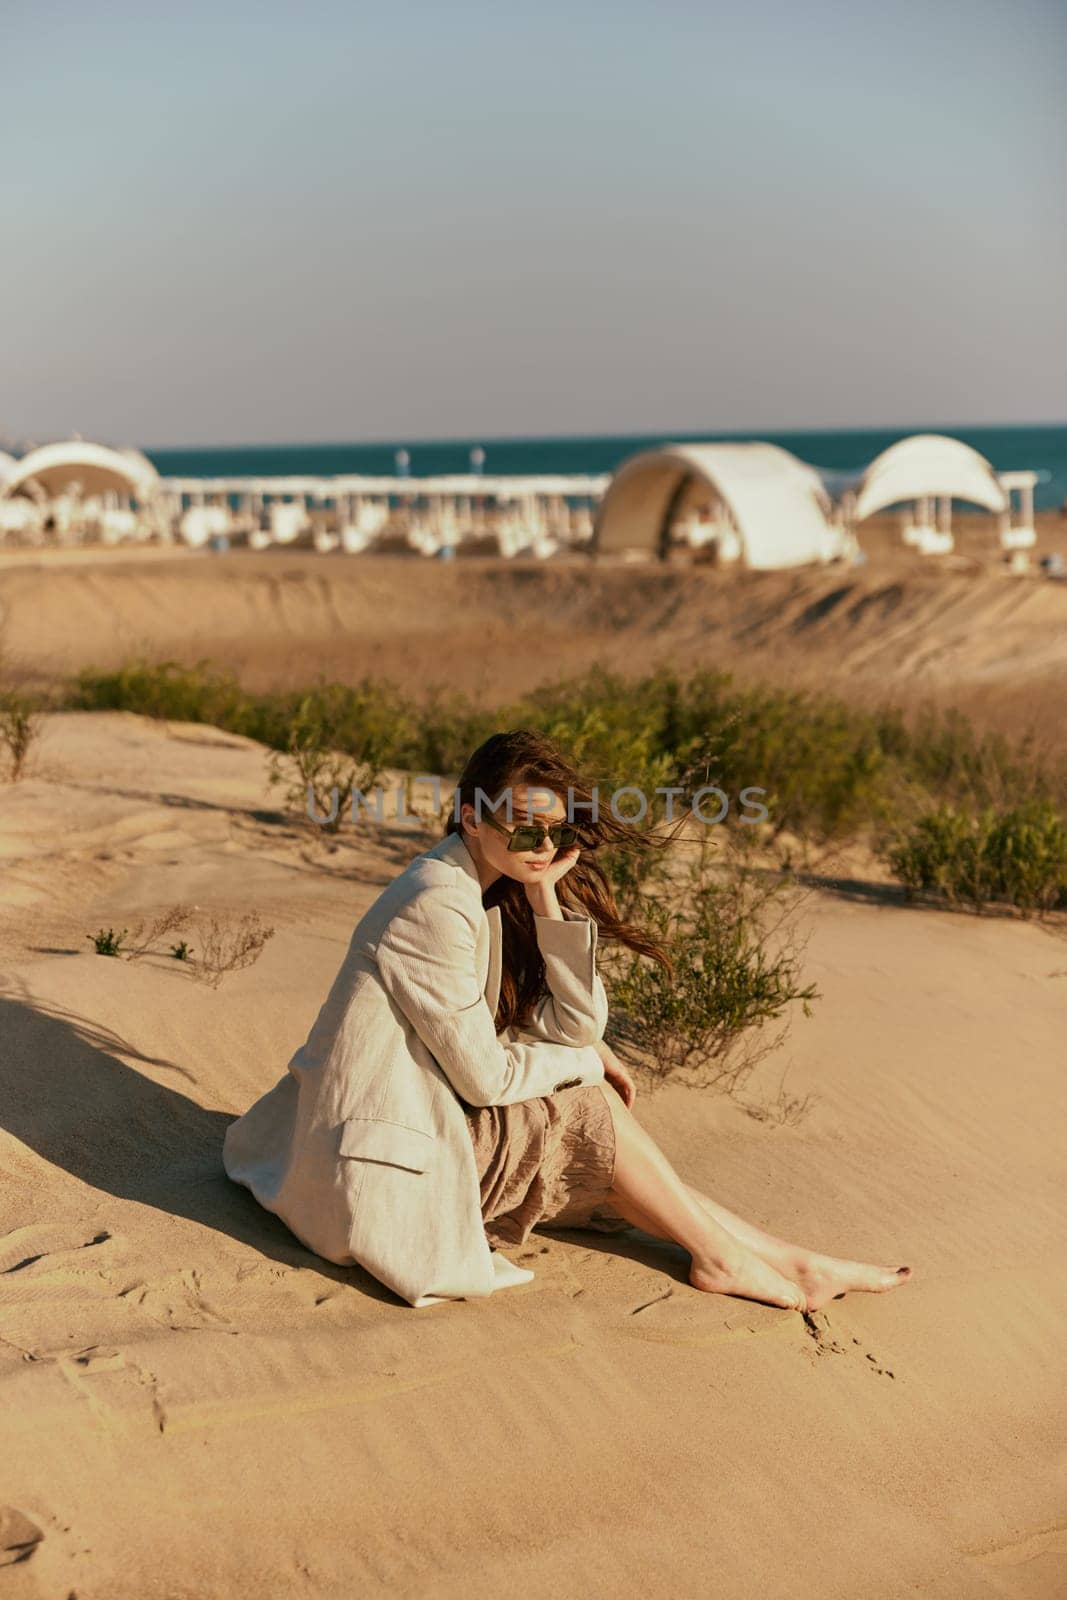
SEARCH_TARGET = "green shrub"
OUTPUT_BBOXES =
[884,799,1067,914]
[264,676,415,832]
[603,840,819,1094]
[0,691,46,781]
[70,658,253,730]
[517,665,901,846]
[983,802,1067,911]
[56,655,1067,912]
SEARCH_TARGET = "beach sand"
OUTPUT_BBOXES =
[1,706,1064,1598]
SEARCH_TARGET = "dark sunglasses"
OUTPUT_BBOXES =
[480,812,581,853]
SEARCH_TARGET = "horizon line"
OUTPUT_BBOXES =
[4,417,1066,458]
[138,417,1067,454]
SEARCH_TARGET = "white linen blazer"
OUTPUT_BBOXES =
[222,828,609,1308]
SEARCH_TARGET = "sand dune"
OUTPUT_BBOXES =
[2,551,1067,748]
[1,711,1065,1597]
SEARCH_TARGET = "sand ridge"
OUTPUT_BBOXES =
[3,552,1067,730]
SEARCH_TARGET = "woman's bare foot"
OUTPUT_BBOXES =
[689,1243,807,1311]
[788,1254,913,1312]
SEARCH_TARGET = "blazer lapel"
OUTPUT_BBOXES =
[422,831,502,1018]
[423,831,502,1018]
[483,903,502,1018]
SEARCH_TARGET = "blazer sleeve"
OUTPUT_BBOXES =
[373,885,606,1108]
[519,907,609,1046]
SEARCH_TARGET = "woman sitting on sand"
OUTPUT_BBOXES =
[223,729,911,1313]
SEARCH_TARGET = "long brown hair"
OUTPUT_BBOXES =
[445,729,676,1034]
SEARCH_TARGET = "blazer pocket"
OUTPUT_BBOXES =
[338,1116,435,1173]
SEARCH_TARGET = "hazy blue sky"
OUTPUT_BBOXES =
[4,0,1065,447]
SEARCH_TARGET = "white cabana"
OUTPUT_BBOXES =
[850,434,1019,555]
[593,442,849,569]
[852,434,1008,521]
[1,440,160,503]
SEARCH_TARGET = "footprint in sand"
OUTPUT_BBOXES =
[0,1225,114,1276]
[117,1267,235,1332]
[55,1342,169,1432]
[802,1314,895,1377]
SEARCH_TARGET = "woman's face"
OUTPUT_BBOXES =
[462,783,569,887]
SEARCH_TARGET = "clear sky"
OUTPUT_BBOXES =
[4,0,1065,448]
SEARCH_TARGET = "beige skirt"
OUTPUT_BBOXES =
[464,1082,632,1248]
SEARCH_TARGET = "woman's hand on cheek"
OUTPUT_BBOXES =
[524,845,582,910]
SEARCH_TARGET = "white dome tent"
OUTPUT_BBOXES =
[0,440,162,548]
[2,440,160,503]
[848,433,1028,556]
[592,442,851,569]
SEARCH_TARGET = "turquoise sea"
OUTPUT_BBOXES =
[146,424,1067,511]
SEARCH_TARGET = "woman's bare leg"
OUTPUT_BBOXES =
[599,1082,911,1314]
[597,1087,807,1311]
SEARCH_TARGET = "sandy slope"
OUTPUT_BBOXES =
[2,550,1067,750]
[1,712,1065,1599]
